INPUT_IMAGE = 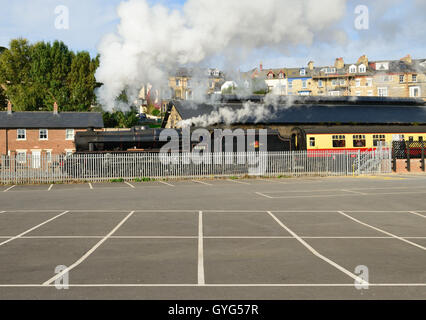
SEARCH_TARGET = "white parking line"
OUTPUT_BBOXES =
[267,211,368,286]
[42,211,135,286]
[341,189,367,196]
[1,283,426,288]
[198,211,205,286]
[158,181,174,187]
[409,211,426,218]
[88,183,93,190]
[255,192,274,199]
[192,180,212,186]
[124,181,135,189]
[3,185,16,192]
[48,184,54,191]
[227,179,250,185]
[338,211,426,251]
[0,211,70,247]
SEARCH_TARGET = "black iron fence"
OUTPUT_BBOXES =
[392,141,426,172]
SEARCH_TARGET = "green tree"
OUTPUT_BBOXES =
[0,38,99,112]
[0,39,34,111]
[0,86,7,110]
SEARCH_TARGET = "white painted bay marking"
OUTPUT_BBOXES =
[158,181,174,187]
[3,185,16,192]
[338,211,426,251]
[198,211,205,286]
[48,184,54,191]
[192,180,212,186]
[0,211,70,247]
[409,211,426,219]
[124,181,135,189]
[267,211,368,286]
[42,211,135,286]
[227,179,250,185]
[88,183,94,190]
[255,192,274,199]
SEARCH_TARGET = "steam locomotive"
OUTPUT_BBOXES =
[74,126,293,153]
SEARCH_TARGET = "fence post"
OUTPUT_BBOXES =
[406,144,410,172]
[357,149,361,175]
[421,142,425,172]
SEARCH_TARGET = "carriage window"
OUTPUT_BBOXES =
[419,137,424,142]
[353,135,366,147]
[309,137,315,147]
[373,134,386,147]
[409,136,414,142]
[332,135,346,148]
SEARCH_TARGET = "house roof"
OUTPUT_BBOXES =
[0,112,104,129]
[164,96,426,127]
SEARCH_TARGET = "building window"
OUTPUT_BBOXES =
[65,150,74,157]
[46,151,52,163]
[318,80,323,87]
[355,79,361,87]
[39,129,48,140]
[353,135,366,148]
[399,75,404,83]
[16,151,27,164]
[378,87,388,97]
[356,91,361,96]
[359,64,366,73]
[175,79,180,86]
[373,135,386,147]
[288,81,293,89]
[279,72,284,79]
[302,80,307,89]
[409,86,420,97]
[366,78,373,87]
[412,74,417,82]
[300,68,306,76]
[332,79,338,86]
[332,135,346,148]
[349,65,357,73]
[66,129,75,140]
[17,129,26,140]
[309,137,315,147]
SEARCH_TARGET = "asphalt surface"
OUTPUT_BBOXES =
[0,173,425,300]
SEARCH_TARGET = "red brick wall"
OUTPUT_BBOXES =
[395,159,426,173]
[0,128,85,156]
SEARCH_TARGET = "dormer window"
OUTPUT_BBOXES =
[279,72,284,79]
[300,68,306,76]
[349,65,357,73]
[359,64,366,73]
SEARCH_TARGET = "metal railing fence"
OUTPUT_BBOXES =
[0,149,392,185]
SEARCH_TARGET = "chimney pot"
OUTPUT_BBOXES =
[7,100,12,115]
[53,102,58,115]
[260,62,263,72]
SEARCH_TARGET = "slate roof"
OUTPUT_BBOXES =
[0,112,104,129]
[164,96,426,127]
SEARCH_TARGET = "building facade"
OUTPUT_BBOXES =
[0,102,104,161]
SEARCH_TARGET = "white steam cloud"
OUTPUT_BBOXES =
[96,0,348,111]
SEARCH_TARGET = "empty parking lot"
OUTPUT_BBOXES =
[0,174,425,299]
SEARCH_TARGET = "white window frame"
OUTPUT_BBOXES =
[302,80,307,89]
[399,75,404,83]
[378,87,388,97]
[16,150,27,164]
[65,129,75,141]
[17,129,26,141]
[355,79,361,87]
[358,64,366,73]
[412,74,417,82]
[318,80,323,88]
[409,86,421,98]
[300,68,306,76]
[349,65,357,73]
[366,78,373,87]
[45,150,52,163]
[39,129,48,141]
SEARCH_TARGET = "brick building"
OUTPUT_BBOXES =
[0,102,104,162]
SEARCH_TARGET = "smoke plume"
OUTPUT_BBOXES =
[96,0,348,111]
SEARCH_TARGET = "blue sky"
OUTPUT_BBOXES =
[0,0,425,70]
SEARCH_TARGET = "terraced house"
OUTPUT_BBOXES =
[0,102,104,166]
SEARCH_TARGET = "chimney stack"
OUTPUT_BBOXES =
[53,102,58,115]
[7,100,12,115]
[400,54,412,64]
[334,57,344,69]
[308,61,314,71]
[260,62,263,72]
[357,54,369,66]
